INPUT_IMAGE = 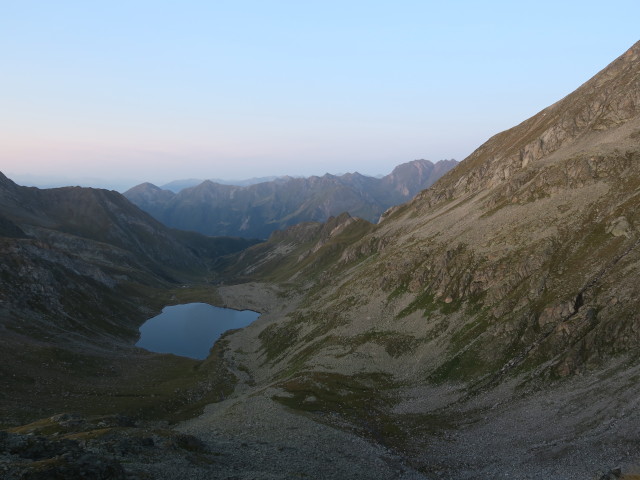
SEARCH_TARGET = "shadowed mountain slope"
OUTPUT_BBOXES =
[124,159,457,239]
[0,174,258,423]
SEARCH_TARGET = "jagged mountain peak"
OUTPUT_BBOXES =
[125,160,457,238]
[389,158,433,172]
[197,179,219,188]
[121,182,175,211]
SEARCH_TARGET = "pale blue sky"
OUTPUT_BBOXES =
[1,1,638,189]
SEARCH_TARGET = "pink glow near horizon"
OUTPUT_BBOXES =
[1,1,638,187]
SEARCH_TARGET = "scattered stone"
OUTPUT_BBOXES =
[50,412,85,429]
[173,433,209,453]
[606,216,631,237]
[597,466,623,479]
[0,429,126,479]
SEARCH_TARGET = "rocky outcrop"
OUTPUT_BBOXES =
[0,413,213,480]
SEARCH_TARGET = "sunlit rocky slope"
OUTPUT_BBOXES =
[209,40,640,477]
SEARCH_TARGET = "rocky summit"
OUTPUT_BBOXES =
[2,41,640,479]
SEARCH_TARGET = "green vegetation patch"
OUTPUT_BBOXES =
[273,371,402,441]
[258,319,302,364]
[0,334,239,427]
[386,282,409,301]
[273,371,456,454]
[397,291,465,318]
[349,331,422,358]
[448,311,492,352]
[397,291,438,318]
[428,346,491,384]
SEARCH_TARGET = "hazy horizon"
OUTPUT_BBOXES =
[2,1,638,188]
[5,158,451,192]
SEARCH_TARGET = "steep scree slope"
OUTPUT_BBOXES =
[213,41,640,478]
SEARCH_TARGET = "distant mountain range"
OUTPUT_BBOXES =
[160,176,281,193]
[124,159,457,238]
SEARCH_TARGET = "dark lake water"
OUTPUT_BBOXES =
[135,303,260,360]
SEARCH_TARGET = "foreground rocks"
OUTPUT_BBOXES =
[0,413,210,480]
[0,407,427,480]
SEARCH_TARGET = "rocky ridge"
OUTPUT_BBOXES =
[124,159,457,239]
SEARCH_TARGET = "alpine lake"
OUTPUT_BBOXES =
[136,303,260,360]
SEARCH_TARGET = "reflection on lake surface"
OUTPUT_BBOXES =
[135,303,260,360]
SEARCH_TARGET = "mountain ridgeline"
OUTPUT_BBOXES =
[231,41,640,381]
[124,159,457,238]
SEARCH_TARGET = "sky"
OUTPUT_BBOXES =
[1,1,639,191]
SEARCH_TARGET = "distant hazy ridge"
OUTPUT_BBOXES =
[124,159,457,238]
